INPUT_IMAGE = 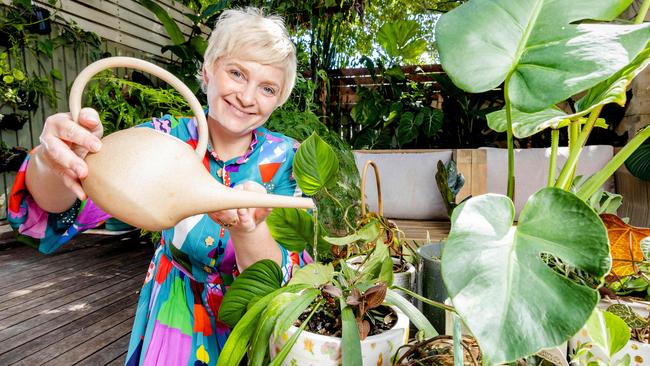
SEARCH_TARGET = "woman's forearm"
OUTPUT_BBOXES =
[230,221,282,271]
[26,146,79,213]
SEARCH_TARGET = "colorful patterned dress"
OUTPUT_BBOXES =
[7,115,311,366]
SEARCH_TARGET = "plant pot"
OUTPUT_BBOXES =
[569,298,650,364]
[0,146,28,173]
[269,306,410,366]
[27,6,52,35]
[416,241,448,334]
[17,89,38,111]
[0,113,28,131]
[347,256,417,296]
[104,217,135,231]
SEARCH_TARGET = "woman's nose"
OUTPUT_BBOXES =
[237,83,256,107]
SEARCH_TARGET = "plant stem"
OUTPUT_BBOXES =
[635,0,650,24]
[322,186,355,232]
[555,106,603,190]
[504,76,515,200]
[391,285,457,313]
[548,129,559,187]
[577,125,650,200]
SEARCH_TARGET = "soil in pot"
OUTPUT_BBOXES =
[295,301,398,338]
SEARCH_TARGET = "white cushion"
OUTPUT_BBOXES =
[353,151,453,220]
[481,145,614,216]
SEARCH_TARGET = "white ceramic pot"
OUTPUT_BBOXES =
[269,306,410,366]
[569,299,650,365]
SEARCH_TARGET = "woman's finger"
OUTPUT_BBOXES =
[54,165,87,200]
[54,118,102,153]
[77,108,104,138]
[40,135,88,178]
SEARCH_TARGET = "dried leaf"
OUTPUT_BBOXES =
[601,214,650,277]
[322,284,342,298]
[357,318,370,340]
[364,283,387,310]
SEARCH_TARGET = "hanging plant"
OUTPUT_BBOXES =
[0,113,28,131]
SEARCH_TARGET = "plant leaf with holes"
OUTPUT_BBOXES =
[436,0,650,113]
[442,189,610,365]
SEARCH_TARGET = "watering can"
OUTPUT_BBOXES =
[69,57,314,231]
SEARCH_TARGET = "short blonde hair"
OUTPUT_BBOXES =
[202,7,297,105]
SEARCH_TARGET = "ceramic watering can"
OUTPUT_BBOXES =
[69,57,314,231]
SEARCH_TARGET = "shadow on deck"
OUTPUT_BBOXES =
[0,230,154,366]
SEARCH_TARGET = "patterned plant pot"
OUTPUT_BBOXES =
[269,306,410,366]
[569,299,650,365]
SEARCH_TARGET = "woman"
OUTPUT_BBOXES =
[7,8,309,365]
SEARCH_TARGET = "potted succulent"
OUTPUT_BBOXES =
[215,134,438,366]
[431,0,650,364]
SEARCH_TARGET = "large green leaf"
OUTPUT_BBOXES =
[137,0,185,45]
[217,289,284,366]
[272,288,321,340]
[487,107,607,138]
[436,0,650,112]
[288,263,334,287]
[293,132,339,195]
[341,305,362,366]
[323,218,381,246]
[250,292,299,366]
[377,20,427,62]
[267,208,329,253]
[625,137,650,181]
[576,46,650,113]
[442,189,610,365]
[219,260,283,327]
[586,309,631,358]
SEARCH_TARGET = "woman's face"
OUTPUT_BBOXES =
[204,57,284,137]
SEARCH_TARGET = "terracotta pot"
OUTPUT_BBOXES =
[569,299,650,365]
[269,306,409,366]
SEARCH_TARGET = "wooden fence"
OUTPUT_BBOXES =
[321,64,447,142]
[0,0,199,218]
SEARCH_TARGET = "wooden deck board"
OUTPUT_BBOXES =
[0,232,154,365]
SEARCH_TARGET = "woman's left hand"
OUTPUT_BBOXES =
[208,181,272,233]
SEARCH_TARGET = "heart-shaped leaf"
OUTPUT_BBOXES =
[601,214,650,277]
[442,189,610,365]
[219,260,283,327]
[288,262,334,287]
[486,106,608,138]
[377,20,427,62]
[267,208,329,254]
[585,309,631,359]
[323,218,381,246]
[436,0,650,113]
[293,132,339,195]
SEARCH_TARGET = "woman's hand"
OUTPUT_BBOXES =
[208,181,272,233]
[37,108,103,200]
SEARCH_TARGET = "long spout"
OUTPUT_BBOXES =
[194,185,315,215]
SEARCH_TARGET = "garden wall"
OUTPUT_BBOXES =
[0,0,198,218]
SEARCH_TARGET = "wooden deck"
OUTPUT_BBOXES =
[0,230,154,366]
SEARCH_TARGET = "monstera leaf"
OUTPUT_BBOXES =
[487,107,607,138]
[442,189,610,365]
[601,214,650,277]
[436,0,650,113]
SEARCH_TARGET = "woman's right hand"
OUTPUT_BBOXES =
[37,107,103,200]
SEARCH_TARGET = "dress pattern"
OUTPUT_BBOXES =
[7,115,311,366]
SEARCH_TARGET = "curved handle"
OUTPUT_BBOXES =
[360,160,382,217]
[69,57,208,158]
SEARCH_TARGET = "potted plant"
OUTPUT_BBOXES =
[430,0,650,364]
[215,133,438,366]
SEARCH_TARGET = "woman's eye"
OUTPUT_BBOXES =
[263,86,276,95]
[230,70,243,79]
